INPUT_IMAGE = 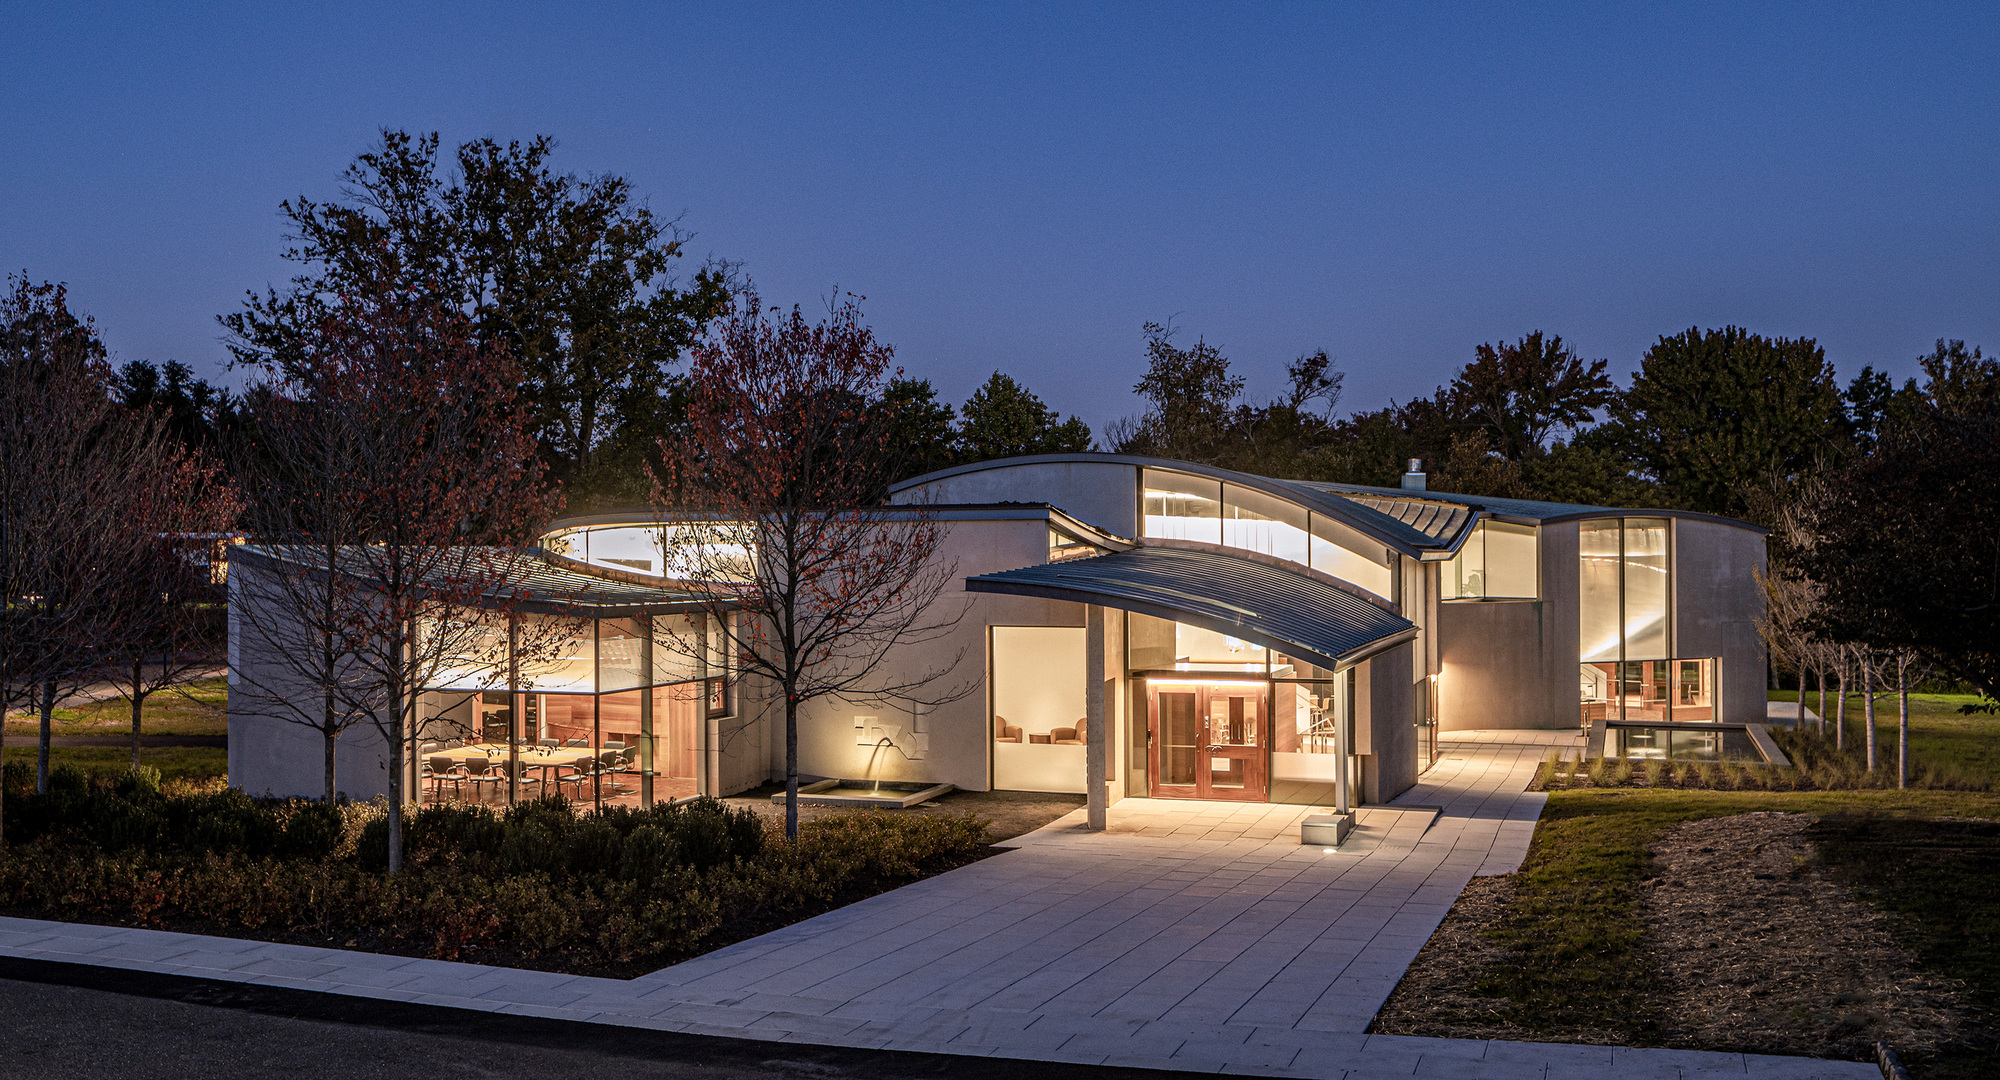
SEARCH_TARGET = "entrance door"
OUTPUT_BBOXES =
[1147,681,1269,801]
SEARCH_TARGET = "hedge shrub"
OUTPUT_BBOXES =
[0,767,988,970]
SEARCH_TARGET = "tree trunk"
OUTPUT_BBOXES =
[387,691,407,874]
[1897,652,1910,791]
[1863,658,1877,772]
[784,688,799,844]
[36,677,54,793]
[130,658,146,770]
[323,684,339,804]
[1816,666,1828,737]
[1834,651,1848,752]
[324,727,338,804]
[1800,652,1816,728]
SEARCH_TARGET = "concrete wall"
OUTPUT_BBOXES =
[1353,643,1417,802]
[226,564,396,801]
[784,515,1085,792]
[892,461,1140,538]
[1435,521,1581,731]
[1673,518,1769,724]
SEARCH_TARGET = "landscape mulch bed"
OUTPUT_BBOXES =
[1373,812,1974,1063]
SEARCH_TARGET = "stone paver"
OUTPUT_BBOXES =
[0,731,1873,1078]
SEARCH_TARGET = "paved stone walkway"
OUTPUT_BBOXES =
[0,730,1873,1078]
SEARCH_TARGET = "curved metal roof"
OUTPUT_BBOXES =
[231,545,721,617]
[890,452,1460,556]
[1289,480,1767,531]
[964,545,1417,671]
[892,452,1765,541]
[1313,489,1475,542]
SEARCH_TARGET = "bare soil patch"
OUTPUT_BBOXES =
[1646,812,1966,1060]
[1373,811,1973,1062]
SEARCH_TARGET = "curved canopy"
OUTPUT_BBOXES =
[965,546,1417,672]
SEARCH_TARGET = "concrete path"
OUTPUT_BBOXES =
[0,730,1874,1078]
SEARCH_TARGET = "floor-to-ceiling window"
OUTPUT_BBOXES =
[417,611,724,810]
[1577,518,1718,727]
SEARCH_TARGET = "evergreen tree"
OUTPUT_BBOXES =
[221,130,729,509]
[1612,326,1844,520]
[956,371,1091,463]
[874,376,959,480]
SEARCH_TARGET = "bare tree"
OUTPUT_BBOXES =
[0,279,232,801]
[239,268,558,868]
[652,289,969,842]
[100,477,238,770]
[1860,647,1880,773]
[229,372,399,803]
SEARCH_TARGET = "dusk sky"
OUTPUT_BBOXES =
[4,3,1996,433]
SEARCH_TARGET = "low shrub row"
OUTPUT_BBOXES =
[0,765,992,972]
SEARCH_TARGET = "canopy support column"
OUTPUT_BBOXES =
[1086,604,1107,831]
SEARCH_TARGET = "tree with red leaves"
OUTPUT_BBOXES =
[652,290,968,842]
[233,264,559,868]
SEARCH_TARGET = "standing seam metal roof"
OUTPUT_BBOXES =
[964,546,1417,671]
[231,545,721,616]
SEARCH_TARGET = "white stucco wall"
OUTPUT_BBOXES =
[782,513,1086,792]
[1673,518,1769,724]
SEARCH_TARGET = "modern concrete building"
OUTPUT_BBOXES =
[228,453,1767,811]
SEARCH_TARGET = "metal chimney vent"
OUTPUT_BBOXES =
[1400,459,1427,491]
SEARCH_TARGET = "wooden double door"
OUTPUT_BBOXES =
[1147,681,1268,801]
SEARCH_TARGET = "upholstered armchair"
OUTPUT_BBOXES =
[993,715,1023,742]
[1051,717,1088,745]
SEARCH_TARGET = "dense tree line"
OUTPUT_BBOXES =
[1096,320,1896,522]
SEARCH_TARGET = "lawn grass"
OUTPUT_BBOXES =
[1,745,227,784]
[2,675,228,739]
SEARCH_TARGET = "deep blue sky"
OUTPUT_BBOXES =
[4,3,1996,433]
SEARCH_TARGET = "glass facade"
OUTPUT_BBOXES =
[1114,613,1358,806]
[416,612,725,811]
[1142,469,1223,544]
[1140,467,1393,599]
[1576,518,1720,727]
[1578,519,1623,663]
[543,523,756,583]
[1623,518,1669,660]
[1222,486,1310,566]
[990,625,1088,794]
[1581,657,1715,726]
[1441,520,1538,599]
[1578,516,1670,662]
[1309,516,1394,598]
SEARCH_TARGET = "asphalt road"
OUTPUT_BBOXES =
[0,958,1170,1080]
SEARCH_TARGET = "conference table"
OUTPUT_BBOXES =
[433,744,609,801]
